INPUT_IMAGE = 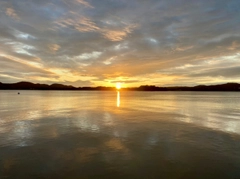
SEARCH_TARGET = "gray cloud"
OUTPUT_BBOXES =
[190,66,240,78]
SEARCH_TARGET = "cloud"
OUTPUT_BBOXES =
[76,51,102,60]
[55,13,137,41]
[228,41,240,50]
[14,30,36,40]
[1,0,240,86]
[176,45,193,52]
[102,24,137,41]
[5,8,19,20]
[102,30,128,41]
[0,55,55,82]
[55,16,99,32]
[64,79,94,87]
[75,0,93,8]
[48,44,61,53]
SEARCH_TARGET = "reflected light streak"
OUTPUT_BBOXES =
[117,91,120,107]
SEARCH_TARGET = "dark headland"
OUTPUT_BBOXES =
[0,81,240,91]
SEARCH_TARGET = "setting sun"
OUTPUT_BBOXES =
[116,82,121,90]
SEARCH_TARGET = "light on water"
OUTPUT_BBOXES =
[117,91,120,107]
[0,90,240,179]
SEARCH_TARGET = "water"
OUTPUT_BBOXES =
[0,90,240,179]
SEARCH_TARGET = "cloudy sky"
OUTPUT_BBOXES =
[0,0,240,87]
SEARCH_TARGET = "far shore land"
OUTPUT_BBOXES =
[0,81,240,91]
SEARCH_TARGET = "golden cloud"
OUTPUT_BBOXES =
[56,16,99,32]
[48,44,61,53]
[5,8,19,20]
[101,24,137,41]
[75,0,93,8]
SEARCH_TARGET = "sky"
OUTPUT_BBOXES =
[0,0,240,87]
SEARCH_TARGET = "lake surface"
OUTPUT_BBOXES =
[0,90,240,179]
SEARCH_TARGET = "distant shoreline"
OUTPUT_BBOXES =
[0,81,240,91]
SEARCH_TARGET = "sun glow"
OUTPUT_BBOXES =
[116,82,121,90]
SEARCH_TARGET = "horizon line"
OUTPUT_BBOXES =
[1,81,240,89]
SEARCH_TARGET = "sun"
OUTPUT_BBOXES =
[116,82,121,90]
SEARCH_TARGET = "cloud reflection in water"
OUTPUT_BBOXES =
[0,91,240,178]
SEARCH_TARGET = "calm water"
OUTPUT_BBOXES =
[0,90,240,179]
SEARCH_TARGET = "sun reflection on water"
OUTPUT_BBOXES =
[117,91,120,107]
